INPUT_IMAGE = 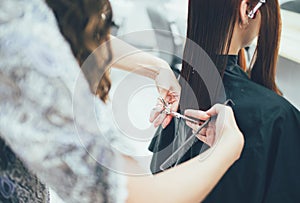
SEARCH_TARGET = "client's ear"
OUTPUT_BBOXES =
[239,0,249,28]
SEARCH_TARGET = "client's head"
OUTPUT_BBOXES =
[180,0,281,109]
[46,0,113,102]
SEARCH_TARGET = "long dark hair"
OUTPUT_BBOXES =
[250,0,281,94]
[180,0,281,111]
[46,0,113,102]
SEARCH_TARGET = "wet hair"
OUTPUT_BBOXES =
[180,0,281,110]
[46,0,113,102]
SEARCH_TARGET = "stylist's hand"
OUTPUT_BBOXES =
[149,67,180,128]
[185,104,244,159]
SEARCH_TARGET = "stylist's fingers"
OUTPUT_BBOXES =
[153,111,167,128]
[149,87,168,124]
[186,121,198,132]
[184,109,210,120]
[206,129,216,146]
[188,124,215,146]
[197,134,215,146]
[206,125,215,137]
[206,103,244,160]
[161,115,172,129]
[194,127,207,137]
[186,121,207,135]
[161,92,179,128]
[193,124,215,146]
[206,104,228,117]
[208,105,224,139]
[197,135,208,145]
[149,103,164,123]
[161,100,178,129]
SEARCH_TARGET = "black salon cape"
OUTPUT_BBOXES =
[149,55,300,203]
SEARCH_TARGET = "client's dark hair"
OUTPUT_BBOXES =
[180,0,281,110]
[46,0,113,102]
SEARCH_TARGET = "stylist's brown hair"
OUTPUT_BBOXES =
[46,0,113,102]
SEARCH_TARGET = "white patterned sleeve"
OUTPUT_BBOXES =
[0,1,127,203]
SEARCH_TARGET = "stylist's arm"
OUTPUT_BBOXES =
[109,35,180,128]
[127,104,244,203]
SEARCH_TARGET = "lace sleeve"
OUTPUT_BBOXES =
[0,1,127,202]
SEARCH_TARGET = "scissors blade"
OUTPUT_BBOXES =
[170,112,203,125]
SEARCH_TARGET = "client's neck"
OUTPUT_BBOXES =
[228,27,242,55]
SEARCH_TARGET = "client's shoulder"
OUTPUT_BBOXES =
[224,73,299,119]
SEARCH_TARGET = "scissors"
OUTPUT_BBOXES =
[158,97,206,125]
